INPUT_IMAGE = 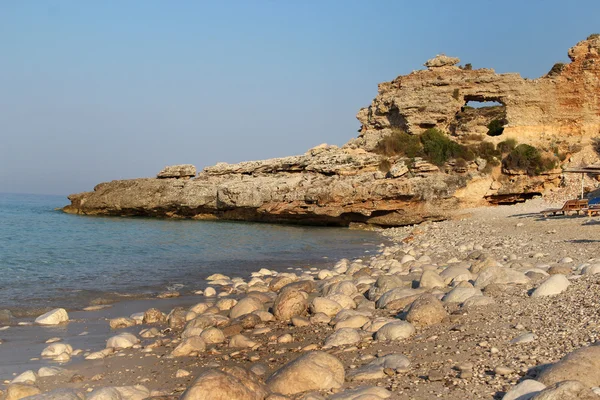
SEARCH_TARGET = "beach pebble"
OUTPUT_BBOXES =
[35,308,69,326]
[266,351,345,395]
[88,385,150,400]
[495,366,513,376]
[157,290,180,299]
[229,297,264,319]
[582,264,600,275]
[85,348,114,360]
[142,308,165,324]
[419,270,446,289]
[530,380,595,399]
[277,334,293,344]
[531,274,570,297]
[12,370,37,384]
[511,332,537,344]
[109,317,136,329]
[291,316,311,327]
[334,315,370,330]
[443,286,482,304]
[273,289,309,321]
[348,354,410,381]
[204,287,217,297]
[216,298,238,311]
[537,346,600,387]
[5,383,41,400]
[200,327,225,344]
[229,334,258,348]
[405,294,448,327]
[106,333,139,349]
[41,343,73,361]
[38,367,67,377]
[309,313,331,325]
[462,295,496,308]
[324,328,361,348]
[375,321,416,341]
[329,386,392,399]
[207,273,230,281]
[253,310,274,322]
[181,367,268,400]
[129,312,144,323]
[139,327,161,338]
[22,388,85,400]
[44,337,61,344]
[503,379,546,400]
[171,336,206,357]
[310,297,343,317]
[176,369,191,378]
[362,317,395,333]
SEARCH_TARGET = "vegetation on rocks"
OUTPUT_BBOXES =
[374,128,423,158]
[497,138,518,153]
[502,143,557,175]
[547,62,567,77]
[486,119,505,136]
[375,128,504,169]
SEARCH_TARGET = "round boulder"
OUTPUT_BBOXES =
[531,274,570,298]
[35,308,69,325]
[375,321,415,341]
[181,367,268,400]
[405,294,448,327]
[266,351,344,395]
[230,297,264,319]
[272,289,308,321]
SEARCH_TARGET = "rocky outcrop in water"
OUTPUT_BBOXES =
[63,36,600,226]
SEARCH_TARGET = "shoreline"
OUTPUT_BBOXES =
[0,227,384,383]
[3,199,600,399]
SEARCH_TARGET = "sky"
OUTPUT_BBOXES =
[1,1,599,196]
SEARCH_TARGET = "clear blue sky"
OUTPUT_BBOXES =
[1,1,598,195]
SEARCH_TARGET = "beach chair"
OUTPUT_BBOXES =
[586,197,600,216]
[540,199,588,217]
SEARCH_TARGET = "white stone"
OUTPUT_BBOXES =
[106,333,139,349]
[375,321,416,341]
[503,379,546,400]
[531,274,570,298]
[324,328,361,348]
[35,309,69,325]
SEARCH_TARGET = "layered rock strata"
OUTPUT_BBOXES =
[63,36,600,226]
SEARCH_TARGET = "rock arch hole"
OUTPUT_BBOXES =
[450,95,507,137]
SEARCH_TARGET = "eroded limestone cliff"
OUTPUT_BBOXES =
[63,36,600,226]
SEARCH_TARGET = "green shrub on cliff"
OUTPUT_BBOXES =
[375,127,480,166]
[497,138,518,153]
[502,144,556,175]
[475,141,501,165]
[374,129,423,157]
[487,119,505,136]
[420,128,474,165]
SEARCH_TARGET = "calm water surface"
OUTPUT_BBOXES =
[0,193,380,313]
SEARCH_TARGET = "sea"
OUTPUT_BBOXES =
[0,192,381,315]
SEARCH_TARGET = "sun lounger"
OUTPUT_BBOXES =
[541,199,588,217]
[586,198,600,216]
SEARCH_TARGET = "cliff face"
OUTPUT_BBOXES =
[64,147,469,226]
[63,36,600,226]
[353,35,600,150]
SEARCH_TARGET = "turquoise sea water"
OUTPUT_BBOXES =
[0,193,380,313]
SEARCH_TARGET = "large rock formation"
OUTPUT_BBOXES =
[63,36,600,226]
[353,34,600,150]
